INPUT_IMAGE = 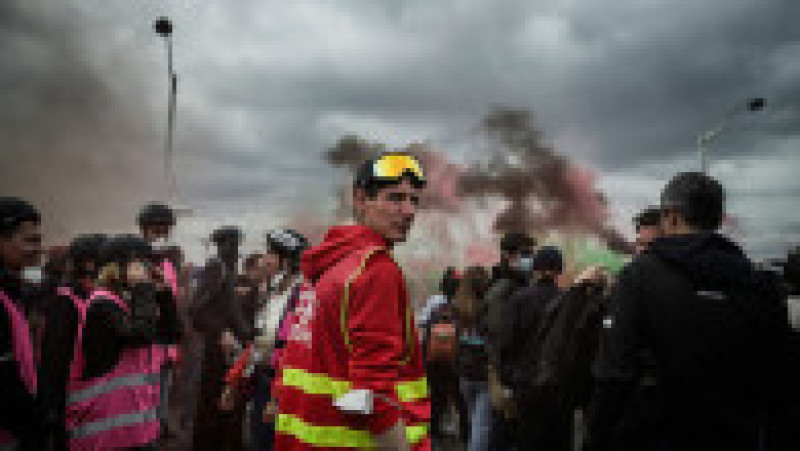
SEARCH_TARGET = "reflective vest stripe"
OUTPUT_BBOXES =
[282,367,352,398]
[282,367,427,404]
[67,372,160,405]
[405,424,428,445]
[277,413,428,448]
[395,377,428,403]
[340,248,416,364]
[341,247,383,353]
[68,409,159,439]
[277,413,372,448]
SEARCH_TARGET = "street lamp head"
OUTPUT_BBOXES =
[747,97,765,112]
[154,17,173,37]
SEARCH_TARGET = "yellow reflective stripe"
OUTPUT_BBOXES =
[395,377,429,403]
[281,367,352,398]
[277,413,374,448]
[406,423,429,445]
[278,413,428,448]
[341,247,383,353]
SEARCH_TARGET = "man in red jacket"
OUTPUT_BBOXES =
[275,154,431,450]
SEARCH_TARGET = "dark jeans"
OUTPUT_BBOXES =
[250,366,275,451]
[428,361,469,443]
[489,410,515,451]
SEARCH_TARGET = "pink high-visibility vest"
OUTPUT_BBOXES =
[0,289,37,448]
[63,288,165,450]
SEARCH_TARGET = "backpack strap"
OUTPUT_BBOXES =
[88,289,129,312]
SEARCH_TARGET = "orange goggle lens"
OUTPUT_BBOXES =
[372,155,425,182]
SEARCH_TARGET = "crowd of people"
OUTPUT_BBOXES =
[1,153,799,450]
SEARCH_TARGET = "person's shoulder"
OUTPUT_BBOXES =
[360,250,403,282]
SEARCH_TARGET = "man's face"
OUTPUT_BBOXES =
[246,256,266,282]
[142,224,172,243]
[0,221,43,272]
[635,225,661,254]
[354,179,421,245]
[263,251,281,277]
[503,247,533,268]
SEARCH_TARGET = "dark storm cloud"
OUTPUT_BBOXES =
[0,1,166,239]
[2,0,798,259]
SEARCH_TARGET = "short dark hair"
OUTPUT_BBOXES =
[211,226,243,245]
[533,246,564,272]
[634,207,662,232]
[660,172,724,231]
[785,247,800,294]
[500,232,535,253]
[0,197,40,238]
[137,202,176,227]
[440,267,460,299]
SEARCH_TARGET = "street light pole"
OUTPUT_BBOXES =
[155,17,177,202]
[696,97,765,173]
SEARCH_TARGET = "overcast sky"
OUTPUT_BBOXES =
[1,0,798,262]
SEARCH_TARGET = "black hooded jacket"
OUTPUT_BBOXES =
[587,232,791,451]
[0,269,41,449]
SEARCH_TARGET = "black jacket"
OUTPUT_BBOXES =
[504,278,561,392]
[587,233,791,451]
[38,283,84,450]
[0,270,41,449]
[486,273,529,385]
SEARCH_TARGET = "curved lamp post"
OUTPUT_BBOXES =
[697,97,765,173]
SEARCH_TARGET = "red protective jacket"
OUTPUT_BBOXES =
[275,225,430,450]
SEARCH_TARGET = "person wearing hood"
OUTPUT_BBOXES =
[0,197,43,450]
[274,153,431,450]
[585,172,791,451]
[190,226,252,451]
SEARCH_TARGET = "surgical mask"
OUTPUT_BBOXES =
[21,266,44,285]
[271,272,286,289]
[513,256,535,273]
[151,237,173,252]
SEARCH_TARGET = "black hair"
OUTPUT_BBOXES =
[500,232,535,253]
[69,234,107,266]
[785,247,800,294]
[0,197,40,238]
[634,207,662,232]
[211,226,243,245]
[353,154,427,198]
[100,234,153,266]
[440,266,460,299]
[137,202,176,227]
[533,246,564,272]
[660,172,724,231]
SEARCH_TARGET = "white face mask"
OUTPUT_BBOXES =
[513,256,535,273]
[151,237,173,252]
[271,272,286,288]
[21,266,44,285]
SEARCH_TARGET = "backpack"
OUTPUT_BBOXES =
[427,320,458,363]
[516,284,606,407]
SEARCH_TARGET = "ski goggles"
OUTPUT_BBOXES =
[369,154,426,184]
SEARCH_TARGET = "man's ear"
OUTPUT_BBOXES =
[352,187,369,217]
